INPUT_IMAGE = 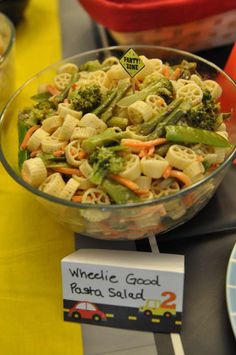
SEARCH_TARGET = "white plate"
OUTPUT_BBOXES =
[226,242,236,337]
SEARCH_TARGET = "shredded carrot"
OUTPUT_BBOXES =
[109,174,149,196]
[139,146,155,158]
[147,146,155,156]
[172,67,182,80]
[196,155,204,162]
[122,138,167,149]
[208,163,219,172]
[47,84,60,96]
[30,149,41,158]
[135,188,150,196]
[139,149,148,158]
[78,150,88,159]
[169,170,192,186]
[233,158,236,165]
[110,174,139,190]
[162,65,170,79]
[71,83,78,90]
[20,125,40,150]
[71,195,83,202]
[51,167,81,175]
[162,165,172,179]
[53,150,65,157]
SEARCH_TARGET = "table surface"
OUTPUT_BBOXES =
[63,1,236,353]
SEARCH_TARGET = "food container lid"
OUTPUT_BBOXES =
[79,0,236,32]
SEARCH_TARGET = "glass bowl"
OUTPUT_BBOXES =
[0,45,236,240]
[0,12,15,112]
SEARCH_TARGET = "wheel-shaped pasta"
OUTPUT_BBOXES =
[190,74,204,88]
[39,172,65,197]
[78,113,107,133]
[59,178,79,200]
[134,175,152,190]
[106,64,129,81]
[102,56,119,67]
[58,103,82,119]
[72,175,94,190]
[22,157,47,187]
[79,159,93,178]
[176,82,203,106]
[183,161,205,179]
[141,154,169,179]
[149,58,163,73]
[58,114,78,141]
[166,144,197,170]
[57,62,78,74]
[81,188,111,222]
[119,154,141,180]
[145,95,167,113]
[88,70,106,86]
[203,80,222,100]
[128,100,153,124]
[27,127,49,152]
[135,55,154,80]
[41,135,66,153]
[65,140,84,167]
[54,72,72,91]
[41,115,63,133]
[151,180,180,198]
[70,126,97,141]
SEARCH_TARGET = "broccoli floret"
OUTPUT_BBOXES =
[141,77,173,100]
[81,127,130,153]
[88,146,125,185]
[186,91,222,131]
[19,97,56,126]
[69,84,102,114]
[174,60,197,79]
[78,60,102,72]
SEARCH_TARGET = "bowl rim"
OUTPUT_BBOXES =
[0,12,15,65]
[0,44,236,210]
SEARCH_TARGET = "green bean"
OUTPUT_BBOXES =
[100,82,131,122]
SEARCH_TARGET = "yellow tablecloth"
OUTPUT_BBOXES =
[0,1,83,354]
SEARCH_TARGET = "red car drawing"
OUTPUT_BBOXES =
[68,301,107,321]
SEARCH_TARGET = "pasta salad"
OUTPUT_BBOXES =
[18,55,232,209]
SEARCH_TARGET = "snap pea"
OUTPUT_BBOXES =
[101,178,139,204]
[165,125,232,148]
[18,119,30,169]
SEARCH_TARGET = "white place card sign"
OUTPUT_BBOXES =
[61,249,185,333]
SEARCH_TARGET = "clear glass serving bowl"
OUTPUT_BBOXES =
[0,12,15,112]
[0,45,236,240]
